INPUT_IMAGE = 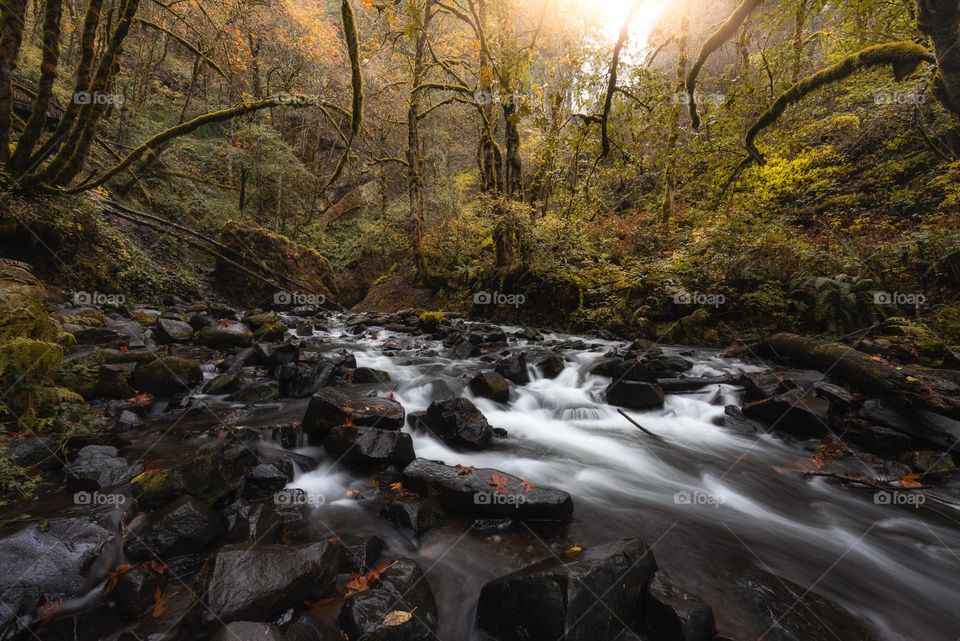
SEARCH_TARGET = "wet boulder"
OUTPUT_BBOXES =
[402,459,573,520]
[643,571,716,641]
[132,440,258,510]
[302,387,405,442]
[423,398,494,450]
[225,499,283,544]
[212,622,285,641]
[64,445,143,491]
[496,354,530,385]
[196,541,342,626]
[283,360,336,398]
[352,367,392,385]
[267,342,300,369]
[380,497,445,535]
[4,435,63,472]
[743,388,831,438]
[154,318,195,344]
[605,380,665,410]
[536,353,566,379]
[112,565,162,618]
[857,398,960,451]
[339,558,439,641]
[590,357,652,382]
[341,535,385,574]
[323,425,416,466]
[198,320,254,347]
[285,612,341,641]
[229,379,280,404]
[0,517,115,637]
[469,371,510,403]
[476,538,656,641]
[241,464,288,499]
[130,356,203,397]
[125,495,225,561]
[205,371,246,395]
[846,425,911,457]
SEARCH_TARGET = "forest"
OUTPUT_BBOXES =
[0,0,958,640]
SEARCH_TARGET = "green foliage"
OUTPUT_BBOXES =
[790,273,877,333]
[0,447,37,508]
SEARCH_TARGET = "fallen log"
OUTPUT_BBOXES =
[766,333,960,419]
[657,375,743,393]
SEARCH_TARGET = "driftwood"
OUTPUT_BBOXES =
[766,333,960,419]
[656,375,743,393]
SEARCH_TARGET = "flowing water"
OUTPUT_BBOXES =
[286,316,960,641]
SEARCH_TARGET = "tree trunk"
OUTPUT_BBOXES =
[916,0,960,116]
[476,0,503,194]
[407,0,434,280]
[0,0,28,166]
[502,95,523,198]
[766,333,960,419]
[9,0,63,174]
[661,1,690,226]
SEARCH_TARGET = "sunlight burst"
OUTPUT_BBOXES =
[589,0,669,47]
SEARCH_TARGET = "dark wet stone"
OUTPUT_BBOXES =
[469,371,510,403]
[4,435,63,472]
[380,496,445,535]
[743,388,831,438]
[229,380,281,404]
[496,353,530,385]
[302,387,405,442]
[352,367,393,385]
[813,381,855,410]
[283,360,336,398]
[535,354,565,379]
[476,538,656,641]
[341,535,385,574]
[241,464,289,499]
[472,518,513,534]
[205,371,246,395]
[124,495,225,561]
[605,380,665,410]
[267,343,301,369]
[644,571,716,641]
[212,621,285,641]
[154,318,195,344]
[64,445,143,491]
[198,320,254,347]
[858,398,960,451]
[846,425,911,457]
[284,612,341,641]
[339,558,439,641]
[402,458,573,520]
[324,425,416,466]
[131,356,203,396]
[196,541,342,626]
[112,566,162,618]
[422,398,494,450]
[225,499,283,544]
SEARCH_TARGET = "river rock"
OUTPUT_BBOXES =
[212,622,285,641]
[229,379,280,404]
[422,398,494,449]
[496,354,530,385]
[225,499,283,544]
[154,318,195,344]
[605,380,665,410]
[267,342,300,369]
[402,458,573,519]
[352,367,392,385]
[0,517,115,637]
[64,445,143,490]
[302,387,405,442]
[195,541,342,626]
[125,495,225,561]
[324,425,416,466]
[643,571,716,641]
[857,398,960,450]
[535,353,565,379]
[742,388,831,438]
[132,440,257,509]
[130,356,203,396]
[205,371,246,395]
[112,565,162,618]
[5,435,63,472]
[476,538,656,641]
[198,320,254,347]
[339,558,439,641]
[845,424,911,457]
[341,535,385,574]
[380,496,445,535]
[469,371,510,402]
[285,612,340,641]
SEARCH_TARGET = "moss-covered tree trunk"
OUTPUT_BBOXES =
[660,1,690,226]
[0,0,27,167]
[9,0,63,174]
[407,0,434,281]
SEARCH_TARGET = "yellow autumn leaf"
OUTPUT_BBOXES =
[383,609,415,626]
[564,545,583,557]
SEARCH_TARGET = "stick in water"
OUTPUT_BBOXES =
[617,409,659,438]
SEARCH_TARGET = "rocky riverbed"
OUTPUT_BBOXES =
[1,301,959,641]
